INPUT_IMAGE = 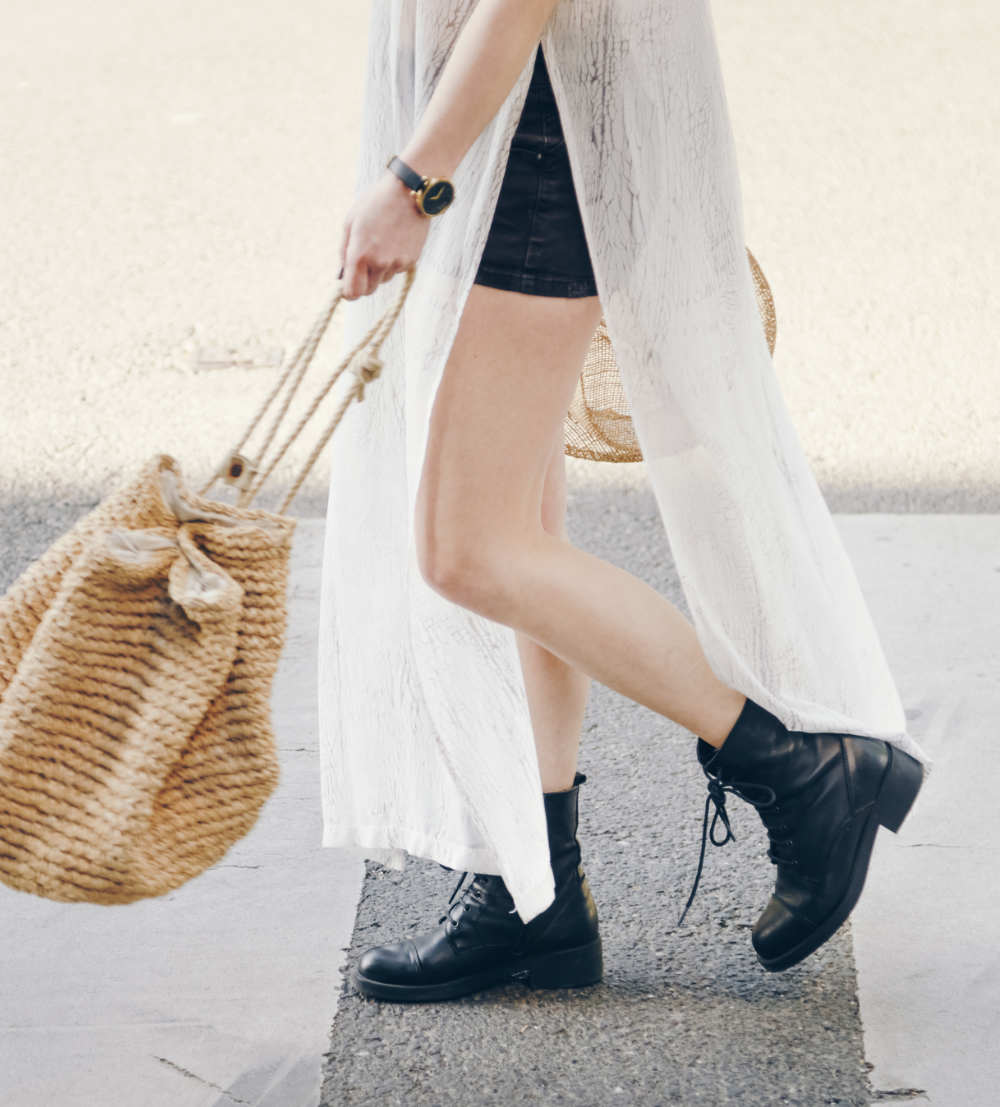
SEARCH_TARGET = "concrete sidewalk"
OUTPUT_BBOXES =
[0,519,363,1107]
[849,515,1000,1107]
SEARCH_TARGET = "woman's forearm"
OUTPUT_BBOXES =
[397,0,562,181]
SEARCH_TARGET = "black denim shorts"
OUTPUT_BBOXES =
[472,45,598,298]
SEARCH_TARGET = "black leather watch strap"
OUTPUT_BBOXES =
[386,155,425,194]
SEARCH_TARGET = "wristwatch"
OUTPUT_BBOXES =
[386,155,455,217]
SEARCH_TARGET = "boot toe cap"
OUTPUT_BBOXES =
[356,938,422,985]
[751,896,815,965]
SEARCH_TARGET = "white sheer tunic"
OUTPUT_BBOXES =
[317,0,930,925]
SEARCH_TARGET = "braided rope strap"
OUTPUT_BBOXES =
[198,265,416,515]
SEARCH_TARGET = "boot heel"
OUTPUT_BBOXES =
[521,937,603,990]
[877,747,924,833]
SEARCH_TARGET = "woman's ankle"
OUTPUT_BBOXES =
[696,689,748,749]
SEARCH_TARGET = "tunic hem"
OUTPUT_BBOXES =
[321,824,558,923]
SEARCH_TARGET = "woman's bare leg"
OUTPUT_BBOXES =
[414,283,747,756]
[515,431,591,792]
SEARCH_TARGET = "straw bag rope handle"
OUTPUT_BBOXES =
[196,265,417,515]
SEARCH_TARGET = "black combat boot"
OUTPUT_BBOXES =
[678,695,924,972]
[353,771,603,1002]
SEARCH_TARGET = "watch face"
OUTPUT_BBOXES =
[420,178,454,216]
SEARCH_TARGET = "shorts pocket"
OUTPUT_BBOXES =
[510,134,566,160]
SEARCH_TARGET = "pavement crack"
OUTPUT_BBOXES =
[152,1056,251,1104]
[872,1089,929,1102]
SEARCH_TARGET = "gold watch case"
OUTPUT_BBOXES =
[414,176,455,216]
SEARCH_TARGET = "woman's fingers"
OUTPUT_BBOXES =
[341,260,382,301]
[363,265,380,297]
[341,258,406,299]
[341,259,364,300]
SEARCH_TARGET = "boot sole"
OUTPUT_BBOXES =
[353,935,604,1003]
[756,745,924,973]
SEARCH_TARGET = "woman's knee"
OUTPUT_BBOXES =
[415,518,515,614]
[415,439,565,607]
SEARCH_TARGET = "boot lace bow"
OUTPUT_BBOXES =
[676,769,778,926]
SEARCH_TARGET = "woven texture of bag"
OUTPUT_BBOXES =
[0,455,297,903]
[0,271,414,904]
[564,246,777,462]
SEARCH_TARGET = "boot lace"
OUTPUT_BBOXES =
[676,770,780,926]
[438,865,519,920]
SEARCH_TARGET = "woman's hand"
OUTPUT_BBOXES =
[337,169,432,300]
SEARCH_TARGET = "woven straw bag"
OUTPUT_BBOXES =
[565,246,777,461]
[0,269,416,904]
